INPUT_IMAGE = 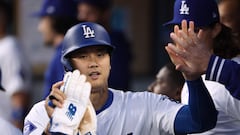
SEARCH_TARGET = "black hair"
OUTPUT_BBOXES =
[78,0,112,11]
[213,24,240,59]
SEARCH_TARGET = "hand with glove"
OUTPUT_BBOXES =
[48,70,91,135]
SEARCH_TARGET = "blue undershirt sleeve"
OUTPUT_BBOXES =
[174,77,218,134]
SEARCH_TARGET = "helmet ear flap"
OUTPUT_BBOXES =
[61,57,73,71]
[64,61,73,72]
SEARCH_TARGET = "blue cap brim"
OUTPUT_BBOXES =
[163,20,177,27]
[163,19,215,28]
[163,17,184,27]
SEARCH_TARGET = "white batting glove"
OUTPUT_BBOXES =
[79,101,97,135]
[50,70,91,135]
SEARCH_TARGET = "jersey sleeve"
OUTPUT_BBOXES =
[23,101,50,135]
[205,55,240,100]
[149,93,183,135]
[224,92,240,120]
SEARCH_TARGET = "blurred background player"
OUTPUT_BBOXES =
[33,0,79,98]
[0,1,31,130]
[0,71,22,135]
[165,0,240,134]
[148,62,184,102]
[77,0,132,91]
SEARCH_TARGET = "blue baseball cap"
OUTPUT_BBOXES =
[164,0,220,27]
[77,0,112,10]
[33,0,78,17]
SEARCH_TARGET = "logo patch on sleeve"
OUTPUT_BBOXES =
[23,120,37,135]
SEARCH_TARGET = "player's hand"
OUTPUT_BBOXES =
[165,20,189,79]
[50,70,91,135]
[166,20,213,80]
[79,101,97,135]
[165,20,188,78]
[45,81,66,118]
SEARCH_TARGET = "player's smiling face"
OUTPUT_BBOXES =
[69,45,111,92]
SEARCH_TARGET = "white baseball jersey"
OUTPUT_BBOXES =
[182,56,240,135]
[0,91,11,120]
[24,89,184,135]
[0,117,22,135]
[0,36,31,96]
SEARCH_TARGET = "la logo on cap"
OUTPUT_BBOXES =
[179,0,189,15]
[82,25,95,38]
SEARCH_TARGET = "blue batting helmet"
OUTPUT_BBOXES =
[61,22,115,71]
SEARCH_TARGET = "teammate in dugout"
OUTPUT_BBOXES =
[165,0,240,134]
[167,33,240,100]
[148,63,184,102]
[24,22,218,135]
[33,0,79,99]
[167,0,240,99]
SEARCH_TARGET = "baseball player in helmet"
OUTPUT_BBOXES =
[76,0,132,91]
[24,22,217,135]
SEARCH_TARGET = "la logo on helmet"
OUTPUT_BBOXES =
[179,1,189,15]
[82,25,95,38]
